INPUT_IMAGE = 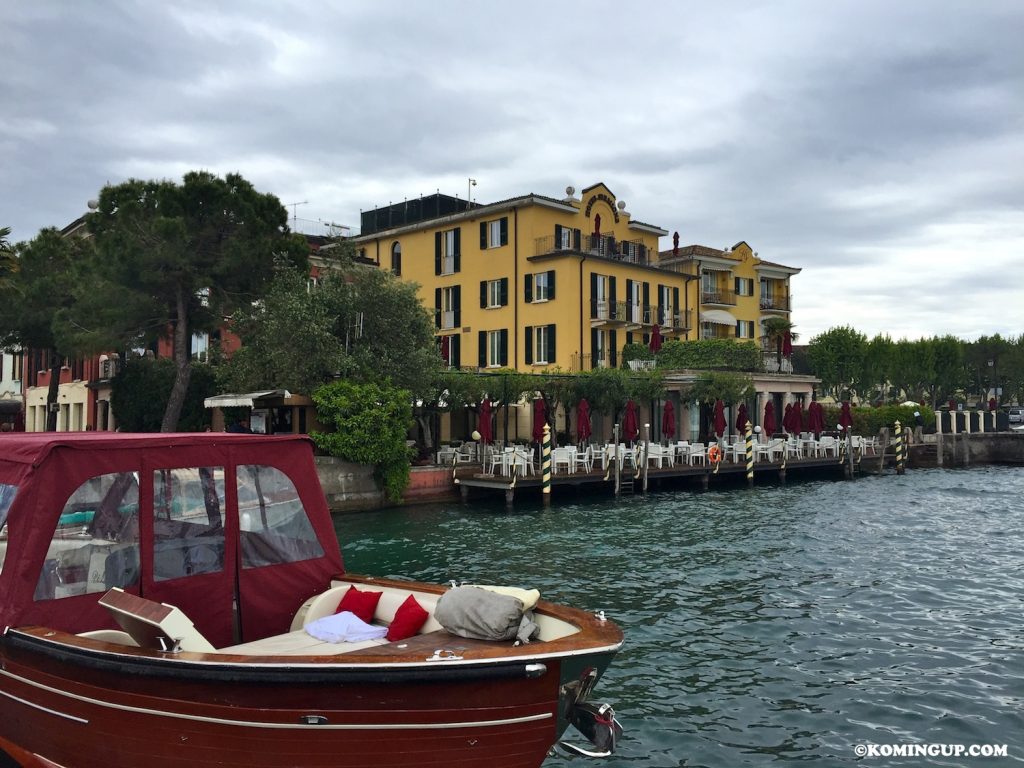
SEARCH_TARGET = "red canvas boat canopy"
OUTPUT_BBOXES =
[0,433,344,647]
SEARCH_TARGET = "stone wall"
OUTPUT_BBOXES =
[315,458,458,513]
[934,432,1024,467]
[315,456,386,513]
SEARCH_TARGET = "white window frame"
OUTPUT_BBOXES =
[191,332,210,362]
[559,227,572,250]
[594,331,607,368]
[595,275,609,319]
[534,272,551,302]
[488,220,502,249]
[441,287,457,330]
[630,282,642,323]
[487,330,503,368]
[441,229,457,275]
[487,279,503,309]
[535,326,552,365]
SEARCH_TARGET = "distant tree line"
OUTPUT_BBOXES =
[807,326,1024,407]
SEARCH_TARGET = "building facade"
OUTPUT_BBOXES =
[659,241,799,352]
[353,183,694,375]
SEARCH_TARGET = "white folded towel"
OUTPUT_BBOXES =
[305,611,388,643]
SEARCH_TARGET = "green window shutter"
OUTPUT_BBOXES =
[451,335,461,368]
[609,276,617,319]
[673,287,680,317]
[573,228,581,250]
[548,324,556,362]
[591,328,600,369]
[525,326,534,365]
[499,329,508,366]
[625,279,634,315]
[453,286,461,327]
[434,232,442,275]
[642,282,650,320]
[590,273,598,318]
[480,280,487,309]
[609,330,618,368]
[734,277,741,295]
[453,228,461,273]
[626,332,633,346]
[500,217,508,246]
[434,288,442,329]
[524,274,533,303]
[547,270,556,300]
[500,277,508,306]
[480,221,488,249]
[554,224,562,248]
[478,331,487,368]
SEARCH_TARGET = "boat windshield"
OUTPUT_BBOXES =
[34,472,140,601]
[0,483,18,574]
[237,464,324,567]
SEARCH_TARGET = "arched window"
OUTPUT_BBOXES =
[391,242,402,276]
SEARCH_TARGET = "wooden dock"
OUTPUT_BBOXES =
[454,451,871,505]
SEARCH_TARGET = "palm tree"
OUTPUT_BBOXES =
[0,226,18,289]
[762,317,798,367]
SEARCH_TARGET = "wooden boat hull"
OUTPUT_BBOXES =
[0,628,617,768]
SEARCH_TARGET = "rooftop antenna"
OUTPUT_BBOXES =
[285,200,308,229]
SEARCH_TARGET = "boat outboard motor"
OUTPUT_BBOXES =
[553,668,624,758]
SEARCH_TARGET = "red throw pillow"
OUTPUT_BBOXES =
[386,595,430,641]
[335,586,382,623]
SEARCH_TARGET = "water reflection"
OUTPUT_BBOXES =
[336,467,1024,767]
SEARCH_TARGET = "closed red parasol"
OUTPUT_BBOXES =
[782,403,794,433]
[763,401,776,435]
[735,403,748,434]
[478,398,493,444]
[649,324,663,353]
[576,398,592,443]
[594,213,602,237]
[782,330,792,358]
[713,399,726,438]
[532,399,546,444]
[623,399,639,442]
[807,400,824,437]
[839,401,853,431]
[661,400,675,440]
[792,400,804,434]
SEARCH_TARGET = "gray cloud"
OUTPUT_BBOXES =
[2,0,1022,340]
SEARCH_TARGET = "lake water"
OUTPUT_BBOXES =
[334,467,1024,767]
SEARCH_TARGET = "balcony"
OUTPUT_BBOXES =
[759,294,792,312]
[534,234,653,266]
[589,302,692,334]
[570,352,613,373]
[701,289,737,307]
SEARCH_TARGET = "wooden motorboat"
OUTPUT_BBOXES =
[0,433,623,767]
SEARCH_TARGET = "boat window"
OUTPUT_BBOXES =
[153,467,226,582]
[34,473,140,601]
[0,483,18,575]
[237,465,324,568]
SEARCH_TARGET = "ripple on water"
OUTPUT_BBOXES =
[335,467,1024,767]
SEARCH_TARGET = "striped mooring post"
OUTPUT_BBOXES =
[745,420,754,487]
[894,420,905,475]
[542,423,552,504]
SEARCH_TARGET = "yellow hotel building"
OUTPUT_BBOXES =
[352,183,695,373]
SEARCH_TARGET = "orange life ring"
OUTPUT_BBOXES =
[708,445,722,464]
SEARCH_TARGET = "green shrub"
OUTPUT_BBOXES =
[657,339,761,371]
[311,380,413,503]
[820,403,935,436]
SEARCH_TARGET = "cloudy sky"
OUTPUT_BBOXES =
[3,1,1022,341]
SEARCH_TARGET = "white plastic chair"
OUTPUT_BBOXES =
[552,447,573,474]
[688,443,707,466]
[574,445,594,473]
